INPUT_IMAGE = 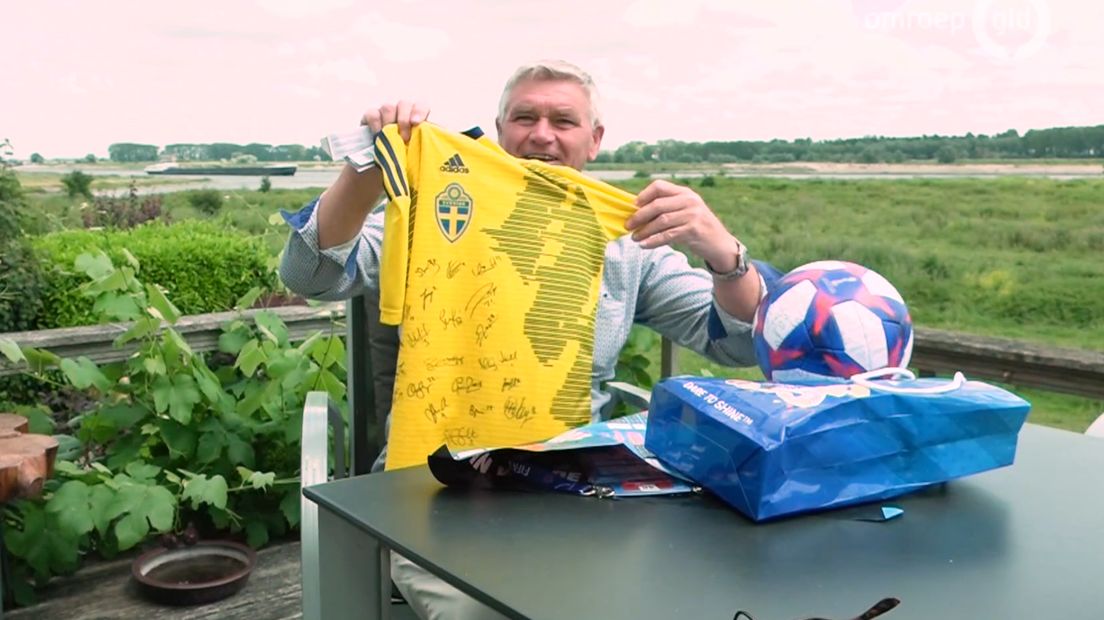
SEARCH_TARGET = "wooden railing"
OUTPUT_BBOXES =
[3,306,1103,401]
[910,327,1104,400]
[0,303,344,377]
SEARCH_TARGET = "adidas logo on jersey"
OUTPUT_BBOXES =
[439,153,470,174]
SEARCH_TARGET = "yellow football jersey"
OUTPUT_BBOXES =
[373,123,637,469]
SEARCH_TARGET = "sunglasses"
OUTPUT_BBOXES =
[733,597,900,620]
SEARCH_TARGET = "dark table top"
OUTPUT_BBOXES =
[305,424,1104,620]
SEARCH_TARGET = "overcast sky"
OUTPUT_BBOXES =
[3,0,1101,159]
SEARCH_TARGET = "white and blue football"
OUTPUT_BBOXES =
[753,260,913,383]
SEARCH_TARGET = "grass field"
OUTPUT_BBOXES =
[612,176,1104,432]
[22,176,1104,430]
[15,170,196,193]
[615,176,1104,349]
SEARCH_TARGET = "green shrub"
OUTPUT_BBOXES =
[0,243,46,333]
[0,167,46,332]
[31,220,273,328]
[1,167,27,239]
[187,189,223,215]
[699,175,716,187]
[60,171,94,199]
[259,176,272,193]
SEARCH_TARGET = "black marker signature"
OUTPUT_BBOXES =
[447,260,466,279]
[475,313,497,346]
[444,426,478,447]
[471,256,501,277]
[502,377,521,391]
[503,396,537,426]
[451,376,483,394]
[426,356,464,371]
[439,309,463,329]
[404,324,430,348]
[406,378,435,399]
[465,283,498,318]
[415,259,440,278]
[468,404,493,418]
[424,398,448,424]
[478,356,498,371]
[421,286,436,310]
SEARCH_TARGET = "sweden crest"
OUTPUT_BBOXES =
[435,183,473,242]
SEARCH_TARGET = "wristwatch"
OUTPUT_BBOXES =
[704,239,750,280]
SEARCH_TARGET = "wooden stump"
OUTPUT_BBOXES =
[0,413,59,502]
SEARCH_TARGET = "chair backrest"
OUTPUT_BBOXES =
[345,293,399,475]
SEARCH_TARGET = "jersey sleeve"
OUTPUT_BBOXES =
[373,125,414,325]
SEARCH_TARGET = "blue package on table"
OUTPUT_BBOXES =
[428,412,697,498]
[644,369,1031,521]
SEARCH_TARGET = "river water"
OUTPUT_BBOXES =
[24,165,1103,195]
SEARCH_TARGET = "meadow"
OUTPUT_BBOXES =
[16,170,196,193]
[614,175,1104,431]
[20,175,1104,430]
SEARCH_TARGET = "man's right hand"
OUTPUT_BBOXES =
[363,101,431,144]
[315,101,429,249]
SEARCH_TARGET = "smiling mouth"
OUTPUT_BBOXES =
[523,154,559,163]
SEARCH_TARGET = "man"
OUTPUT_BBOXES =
[280,60,777,620]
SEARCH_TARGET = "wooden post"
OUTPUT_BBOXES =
[1,413,59,617]
[0,414,59,503]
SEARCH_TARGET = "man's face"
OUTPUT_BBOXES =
[496,78,605,171]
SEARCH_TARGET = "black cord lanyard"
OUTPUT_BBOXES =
[733,597,901,620]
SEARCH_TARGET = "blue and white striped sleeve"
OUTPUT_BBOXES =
[277,196,387,301]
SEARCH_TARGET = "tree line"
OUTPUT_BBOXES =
[50,124,1104,165]
[105,142,332,163]
[594,125,1104,164]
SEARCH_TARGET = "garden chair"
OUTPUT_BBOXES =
[297,293,672,620]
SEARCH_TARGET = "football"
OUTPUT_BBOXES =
[753,260,913,382]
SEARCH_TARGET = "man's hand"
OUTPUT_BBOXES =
[362,101,431,144]
[625,179,741,269]
[627,179,761,321]
[315,100,429,249]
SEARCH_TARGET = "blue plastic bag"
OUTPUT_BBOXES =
[645,370,1031,521]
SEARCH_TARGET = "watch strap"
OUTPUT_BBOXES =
[704,241,749,280]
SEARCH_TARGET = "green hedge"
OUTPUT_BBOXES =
[32,220,274,328]
[1,169,46,333]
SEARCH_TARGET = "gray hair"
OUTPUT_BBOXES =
[497,60,603,129]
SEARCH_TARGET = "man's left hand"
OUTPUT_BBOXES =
[626,179,740,268]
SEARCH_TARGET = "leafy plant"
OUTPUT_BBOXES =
[606,326,659,418]
[0,148,46,333]
[60,171,94,199]
[187,189,223,215]
[259,176,272,193]
[0,251,346,604]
